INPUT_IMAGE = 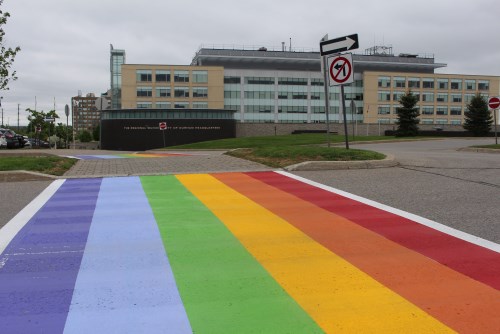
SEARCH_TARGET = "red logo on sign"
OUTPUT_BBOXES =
[489,97,500,110]
[159,122,167,130]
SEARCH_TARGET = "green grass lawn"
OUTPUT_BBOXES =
[0,156,77,176]
[168,134,392,167]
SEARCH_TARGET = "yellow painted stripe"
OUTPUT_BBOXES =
[177,174,455,333]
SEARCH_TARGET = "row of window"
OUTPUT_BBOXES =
[224,76,366,88]
[377,118,462,125]
[136,70,208,83]
[225,90,363,101]
[378,76,490,90]
[102,110,231,120]
[136,87,208,98]
[377,105,463,115]
[136,102,209,109]
[378,92,487,103]
[226,105,365,114]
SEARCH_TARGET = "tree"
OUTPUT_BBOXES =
[26,108,59,139]
[92,124,100,141]
[395,90,420,136]
[463,94,492,136]
[0,1,21,90]
[79,130,92,142]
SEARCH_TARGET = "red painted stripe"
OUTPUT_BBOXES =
[247,171,500,291]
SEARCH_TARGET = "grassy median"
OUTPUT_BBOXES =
[0,156,77,176]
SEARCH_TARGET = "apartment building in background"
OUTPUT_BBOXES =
[72,92,110,133]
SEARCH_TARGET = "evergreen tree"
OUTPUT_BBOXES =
[463,94,492,136]
[395,90,420,136]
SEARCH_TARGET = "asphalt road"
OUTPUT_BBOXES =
[296,138,500,243]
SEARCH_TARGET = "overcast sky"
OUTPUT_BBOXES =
[1,0,499,126]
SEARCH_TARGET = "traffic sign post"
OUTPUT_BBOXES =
[320,34,359,150]
[489,97,500,145]
[159,122,167,147]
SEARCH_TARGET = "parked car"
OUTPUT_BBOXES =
[0,133,6,148]
[0,128,25,149]
[27,138,50,148]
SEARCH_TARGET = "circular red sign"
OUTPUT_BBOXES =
[159,122,167,130]
[488,97,500,109]
[329,56,352,84]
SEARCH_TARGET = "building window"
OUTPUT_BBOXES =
[137,87,152,97]
[393,91,405,102]
[435,119,448,125]
[450,79,462,90]
[378,105,390,114]
[174,70,189,82]
[408,78,420,89]
[156,70,170,82]
[192,102,208,109]
[437,93,448,102]
[311,79,324,86]
[193,87,208,98]
[278,77,308,85]
[155,102,171,109]
[464,94,475,103]
[245,77,275,85]
[156,87,171,98]
[465,80,475,90]
[278,106,307,113]
[421,119,434,124]
[393,77,406,88]
[450,119,461,125]
[421,106,434,115]
[174,102,189,109]
[245,105,274,113]
[422,93,434,102]
[137,102,152,109]
[436,106,448,115]
[245,91,274,99]
[437,79,448,90]
[310,92,324,100]
[451,94,462,103]
[224,76,241,84]
[378,76,390,88]
[378,91,391,101]
[136,70,152,82]
[193,70,208,83]
[311,106,325,113]
[450,107,462,115]
[478,80,489,90]
[174,87,189,98]
[224,91,240,99]
[422,79,434,89]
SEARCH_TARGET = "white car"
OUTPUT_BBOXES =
[0,133,7,148]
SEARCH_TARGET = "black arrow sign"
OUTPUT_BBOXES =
[320,34,359,56]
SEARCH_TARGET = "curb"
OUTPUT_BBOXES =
[284,154,398,171]
[0,170,58,182]
[457,147,500,154]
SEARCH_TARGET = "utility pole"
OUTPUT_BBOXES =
[17,104,20,132]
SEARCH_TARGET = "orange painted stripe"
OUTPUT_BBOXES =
[213,172,500,333]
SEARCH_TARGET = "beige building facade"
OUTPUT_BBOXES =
[363,71,500,125]
[121,65,224,110]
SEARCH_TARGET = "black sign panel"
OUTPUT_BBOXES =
[320,34,359,56]
[101,118,236,151]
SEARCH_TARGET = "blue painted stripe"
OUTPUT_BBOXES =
[75,155,124,160]
[63,176,191,333]
[0,178,102,334]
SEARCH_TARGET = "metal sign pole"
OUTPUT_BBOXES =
[340,85,349,149]
[322,55,331,148]
[494,108,498,145]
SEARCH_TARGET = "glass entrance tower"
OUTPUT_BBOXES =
[110,45,126,109]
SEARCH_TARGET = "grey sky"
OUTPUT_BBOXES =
[1,0,499,126]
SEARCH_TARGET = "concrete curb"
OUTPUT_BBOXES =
[0,170,58,182]
[457,147,500,154]
[284,154,398,171]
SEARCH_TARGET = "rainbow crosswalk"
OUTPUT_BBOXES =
[70,152,193,160]
[0,172,499,333]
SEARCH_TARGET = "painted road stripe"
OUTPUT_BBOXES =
[177,174,453,333]
[216,172,500,333]
[63,177,191,334]
[0,178,102,334]
[0,179,65,256]
[141,175,322,333]
[271,171,500,290]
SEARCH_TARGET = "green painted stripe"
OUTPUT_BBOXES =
[140,175,322,334]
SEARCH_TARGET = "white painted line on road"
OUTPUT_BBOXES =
[279,171,500,253]
[0,179,65,255]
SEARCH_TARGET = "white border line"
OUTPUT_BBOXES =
[0,179,65,255]
[278,171,500,253]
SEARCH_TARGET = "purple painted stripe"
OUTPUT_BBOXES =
[0,178,102,334]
